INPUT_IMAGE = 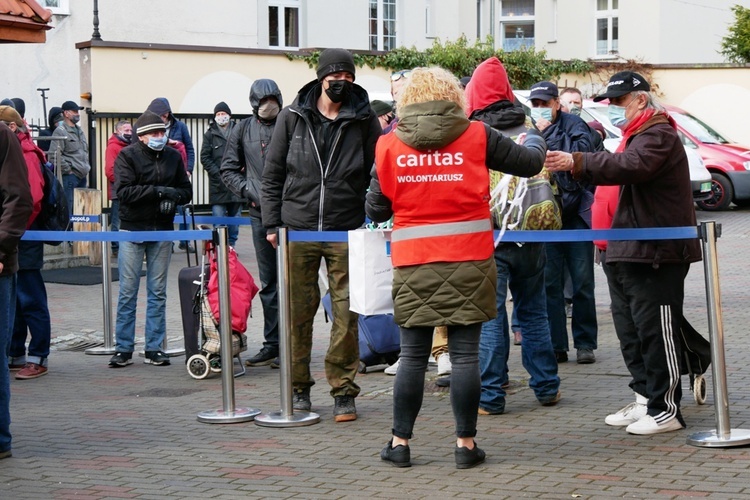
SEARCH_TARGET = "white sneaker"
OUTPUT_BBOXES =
[626,415,684,435]
[384,359,400,376]
[605,394,648,426]
[436,353,452,376]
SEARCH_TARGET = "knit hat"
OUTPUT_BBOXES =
[316,48,356,81]
[214,101,231,115]
[0,98,14,108]
[134,111,166,136]
[11,98,25,118]
[370,100,392,117]
[0,105,24,127]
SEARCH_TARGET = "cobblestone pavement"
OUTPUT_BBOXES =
[3,209,750,499]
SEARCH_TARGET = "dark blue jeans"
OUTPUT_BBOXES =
[0,274,16,453]
[212,203,243,247]
[480,243,560,412]
[110,200,120,252]
[393,323,481,439]
[544,215,598,352]
[10,269,51,366]
[62,173,87,218]
[250,216,278,351]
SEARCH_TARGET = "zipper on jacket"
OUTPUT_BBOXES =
[291,109,327,231]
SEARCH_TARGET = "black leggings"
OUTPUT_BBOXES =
[392,323,481,439]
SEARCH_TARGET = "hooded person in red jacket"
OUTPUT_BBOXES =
[105,120,133,256]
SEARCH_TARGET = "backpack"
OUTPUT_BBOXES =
[35,162,70,244]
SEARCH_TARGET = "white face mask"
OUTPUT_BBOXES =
[258,101,280,120]
[215,114,230,126]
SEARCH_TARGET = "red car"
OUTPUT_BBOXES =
[665,104,750,211]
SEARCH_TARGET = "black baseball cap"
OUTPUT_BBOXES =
[61,100,83,111]
[529,81,559,101]
[593,71,651,102]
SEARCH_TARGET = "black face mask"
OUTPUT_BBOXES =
[324,79,353,104]
[120,133,132,143]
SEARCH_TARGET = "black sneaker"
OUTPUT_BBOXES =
[576,348,596,364]
[333,395,357,422]
[144,350,171,366]
[292,388,311,412]
[270,357,280,369]
[109,352,133,368]
[381,439,411,467]
[245,346,278,367]
[555,351,568,363]
[455,443,486,469]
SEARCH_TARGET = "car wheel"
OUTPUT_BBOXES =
[696,173,734,211]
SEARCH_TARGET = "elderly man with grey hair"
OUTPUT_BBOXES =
[546,71,702,436]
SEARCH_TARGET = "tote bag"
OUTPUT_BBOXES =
[348,228,394,315]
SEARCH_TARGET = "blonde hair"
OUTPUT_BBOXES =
[396,67,466,116]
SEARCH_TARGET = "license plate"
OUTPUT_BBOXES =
[700,182,712,192]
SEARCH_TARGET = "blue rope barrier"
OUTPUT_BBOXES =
[286,226,700,243]
[68,215,251,226]
[22,230,213,242]
[70,215,102,223]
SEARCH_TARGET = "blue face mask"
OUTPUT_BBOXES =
[608,104,628,128]
[147,135,168,151]
[531,107,553,123]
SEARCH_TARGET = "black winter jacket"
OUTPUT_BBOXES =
[221,79,283,218]
[200,121,241,205]
[572,114,702,267]
[115,141,193,231]
[261,80,381,232]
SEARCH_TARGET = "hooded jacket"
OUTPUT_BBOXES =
[365,100,545,327]
[221,79,284,218]
[571,114,702,267]
[105,133,130,201]
[200,119,241,205]
[146,98,195,172]
[261,79,380,232]
[114,140,193,231]
[0,123,33,276]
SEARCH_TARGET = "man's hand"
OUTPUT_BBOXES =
[535,117,552,132]
[159,199,176,215]
[266,233,278,249]
[545,150,575,172]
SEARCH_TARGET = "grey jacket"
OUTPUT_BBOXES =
[52,123,91,179]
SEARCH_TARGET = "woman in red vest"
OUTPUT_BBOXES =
[366,66,546,469]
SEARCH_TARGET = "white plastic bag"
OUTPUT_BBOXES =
[348,228,393,315]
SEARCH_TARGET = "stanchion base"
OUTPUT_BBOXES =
[137,348,185,358]
[84,346,116,355]
[254,410,320,428]
[687,428,750,447]
[196,407,261,424]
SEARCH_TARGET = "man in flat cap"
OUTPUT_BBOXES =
[51,100,90,217]
[546,71,701,436]
[262,48,380,422]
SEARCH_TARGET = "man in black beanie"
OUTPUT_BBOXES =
[108,111,192,369]
[262,49,381,422]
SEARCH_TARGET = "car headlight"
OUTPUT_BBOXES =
[743,161,750,171]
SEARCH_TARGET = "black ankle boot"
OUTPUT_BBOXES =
[381,439,411,467]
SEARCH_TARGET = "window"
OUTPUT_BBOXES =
[596,0,619,56]
[269,0,299,49]
[40,0,69,15]
[499,0,534,52]
[369,0,396,51]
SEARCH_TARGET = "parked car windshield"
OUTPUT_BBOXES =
[669,111,729,145]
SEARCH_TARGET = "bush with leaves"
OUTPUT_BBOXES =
[721,4,750,64]
[289,35,595,90]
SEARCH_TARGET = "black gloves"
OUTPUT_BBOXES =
[159,199,176,215]
[156,186,180,202]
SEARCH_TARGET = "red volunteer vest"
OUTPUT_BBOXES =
[376,120,494,267]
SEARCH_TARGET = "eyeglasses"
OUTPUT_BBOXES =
[391,70,412,82]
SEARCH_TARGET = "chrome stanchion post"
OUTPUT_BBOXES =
[687,221,750,447]
[255,227,320,427]
[86,212,116,355]
[198,227,260,423]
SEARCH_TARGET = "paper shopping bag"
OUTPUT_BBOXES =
[348,228,394,315]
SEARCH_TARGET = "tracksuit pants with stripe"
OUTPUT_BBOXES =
[602,259,690,426]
